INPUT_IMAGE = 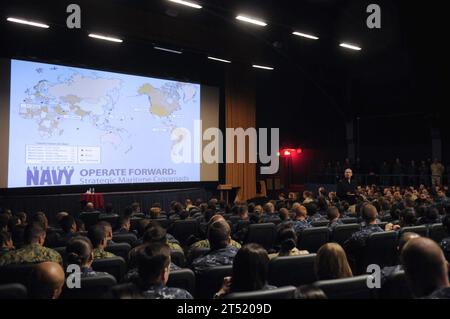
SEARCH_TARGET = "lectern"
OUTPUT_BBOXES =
[217,184,240,203]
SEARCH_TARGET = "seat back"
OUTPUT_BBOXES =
[79,212,100,228]
[130,218,143,232]
[188,247,210,265]
[399,225,428,237]
[171,220,199,246]
[167,268,196,296]
[429,223,448,243]
[298,227,330,253]
[268,254,317,286]
[0,283,27,299]
[331,224,361,245]
[0,263,36,285]
[112,233,137,246]
[379,270,412,299]
[98,215,119,229]
[363,231,398,269]
[92,257,126,283]
[311,220,329,227]
[313,275,376,299]
[170,250,186,268]
[195,265,233,299]
[152,218,172,229]
[61,274,117,299]
[341,217,358,224]
[246,223,276,251]
[105,243,131,262]
[224,286,296,299]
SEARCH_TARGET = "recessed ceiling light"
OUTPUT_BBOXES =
[168,0,202,9]
[88,33,123,43]
[292,31,319,40]
[154,46,183,54]
[339,43,362,51]
[207,56,231,63]
[252,64,274,70]
[6,17,49,28]
[236,15,267,27]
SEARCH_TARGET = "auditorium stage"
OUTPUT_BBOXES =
[0,187,210,224]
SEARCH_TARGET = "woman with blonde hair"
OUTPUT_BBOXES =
[315,243,353,280]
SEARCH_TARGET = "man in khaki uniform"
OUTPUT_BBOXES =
[431,158,445,187]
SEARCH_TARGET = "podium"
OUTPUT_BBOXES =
[217,184,240,204]
[80,193,104,209]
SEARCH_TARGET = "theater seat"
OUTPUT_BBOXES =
[298,227,330,253]
[224,286,296,299]
[0,283,28,299]
[130,218,143,231]
[92,257,126,283]
[379,270,412,299]
[341,217,358,224]
[61,274,117,299]
[106,243,131,261]
[362,231,398,270]
[245,223,276,251]
[187,247,210,265]
[170,250,186,268]
[268,254,317,286]
[195,265,233,299]
[0,263,36,285]
[152,218,171,229]
[79,212,100,228]
[99,215,119,229]
[399,225,428,237]
[112,233,138,246]
[331,224,361,245]
[167,268,196,295]
[428,223,448,243]
[170,220,199,246]
[313,275,377,299]
[311,220,329,227]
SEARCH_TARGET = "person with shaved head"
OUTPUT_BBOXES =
[402,237,450,298]
[191,219,238,273]
[29,262,65,299]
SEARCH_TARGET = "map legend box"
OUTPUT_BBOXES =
[25,144,78,164]
[78,146,101,164]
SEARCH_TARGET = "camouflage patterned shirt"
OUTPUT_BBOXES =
[141,284,193,299]
[0,243,62,266]
[92,248,116,259]
[191,245,239,273]
[189,239,241,250]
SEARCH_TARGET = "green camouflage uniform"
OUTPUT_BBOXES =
[189,239,241,250]
[0,243,62,266]
[93,248,116,259]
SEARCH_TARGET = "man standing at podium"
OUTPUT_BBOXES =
[336,168,357,205]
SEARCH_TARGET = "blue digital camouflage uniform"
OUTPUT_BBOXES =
[292,219,312,234]
[260,213,281,223]
[0,243,62,266]
[308,213,326,222]
[122,262,180,283]
[191,245,239,273]
[440,237,450,261]
[140,284,193,299]
[328,219,344,231]
[344,224,384,263]
[425,287,450,299]
[93,247,116,259]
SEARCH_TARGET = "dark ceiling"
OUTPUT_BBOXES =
[0,0,448,157]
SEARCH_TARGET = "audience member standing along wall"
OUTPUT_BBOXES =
[225,65,256,201]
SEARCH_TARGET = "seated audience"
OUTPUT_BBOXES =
[0,231,14,257]
[88,224,116,259]
[0,222,62,266]
[116,243,193,299]
[29,262,65,299]
[315,243,353,280]
[191,219,238,273]
[65,236,108,278]
[260,202,280,223]
[402,237,450,298]
[291,204,312,234]
[327,206,343,230]
[56,215,78,246]
[214,243,275,298]
[269,226,308,259]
